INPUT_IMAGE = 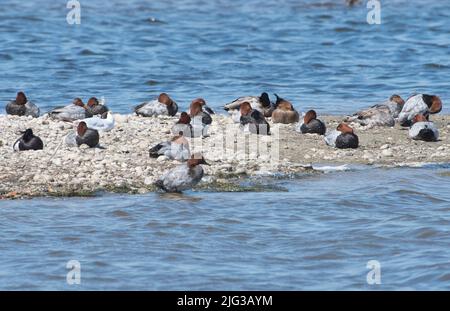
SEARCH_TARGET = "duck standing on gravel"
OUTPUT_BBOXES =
[190,98,212,137]
[409,114,439,142]
[65,121,100,148]
[398,94,442,127]
[239,102,270,135]
[345,95,405,128]
[79,111,115,132]
[224,92,274,122]
[154,153,209,193]
[13,129,43,151]
[49,98,88,122]
[297,110,326,135]
[324,123,359,149]
[149,132,191,161]
[271,94,300,124]
[6,92,40,118]
[85,97,109,117]
[134,93,178,117]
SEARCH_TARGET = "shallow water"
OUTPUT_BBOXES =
[0,0,449,114]
[1,165,450,290]
[1,0,450,290]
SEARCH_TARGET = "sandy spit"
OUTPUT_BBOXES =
[0,113,449,198]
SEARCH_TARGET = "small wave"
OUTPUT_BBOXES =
[146,17,167,24]
[423,63,449,69]
[333,27,356,33]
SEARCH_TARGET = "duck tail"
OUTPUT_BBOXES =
[149,143,163,158]
[154,179,167,192]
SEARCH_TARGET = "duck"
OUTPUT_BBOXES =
[190,98,211,137]
[134,93,178,117]
[65,121,100,148]
[345,95,405,128]
[79,111,115,132]
[49,98,88,121]
[85,97,109,117]
[409,114,439,142]
[6,92,40,118]
[171,112,195,137]
[297,110,326,135]
[149,133,191,161]
[13,129,43,151]
[398,94,443,127]
[154,153,209,193]
[239,102,270,135]
[271,94,300,124]
[324,123,359,149]
[224,92,274,122]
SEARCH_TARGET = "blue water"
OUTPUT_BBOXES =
[0,0,449,114]
[1,0,450,290]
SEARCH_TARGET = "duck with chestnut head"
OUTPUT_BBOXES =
[85,97,109,117]
[345,95,405,128]
[408,114,439,142]
[154,153,209,193]
[239,102,270,135]
[324,123,359,149]
[297,110,326,135]
[271,94,300,124]
[171,112,195,137]
[189,98,212,137]
[13,129,43,151]
[6,92,40,118]
[149,132,191,161]
[398,94,443,127]
[49,98,89,122]
[65,121,100,148]
[134,93,178,117]
[224,92,274,122]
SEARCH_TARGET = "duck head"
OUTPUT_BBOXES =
[413,114,428,123]
[77,121,88,136]
[304,110,317,124]
[430,95,442,114]
[187,153,209,167]
[73,98,85,107]
[178,112,191,124]
[16,92,28,105]
[87,97,99,107]
[190,98,205,117]
[273,93,294,110]
[390,94,405,106]
[21,128,34,141]
[239,101,252,117]
[260,92,271,108]
[158,93,175,106]
[337,123,354,134]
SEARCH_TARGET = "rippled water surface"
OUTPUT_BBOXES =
[0,0,449,114]
[1,166,450,290]
[1,0,450,290]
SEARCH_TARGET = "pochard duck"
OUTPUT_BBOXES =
[79,111,115,132]
[224,92,274,122]
[239,102,270,135]
[134,93,178,117]
[6,92,40,118]
[171,112,195,137]
[409,114,439,142]
[271,94,300,124]
[154,153,209,193]
[398,94,443,127]
[297,110,326,135]
[65,121,100,148]
[345,95,405,128]
[189,98,211,137]
[324,123,359,149]
[13,129,43,151]
[85,97,109,117]
[49,98,88,121]
[149,133,191,161]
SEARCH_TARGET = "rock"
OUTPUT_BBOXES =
[381,149,393,157]
[380,144,390,150]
